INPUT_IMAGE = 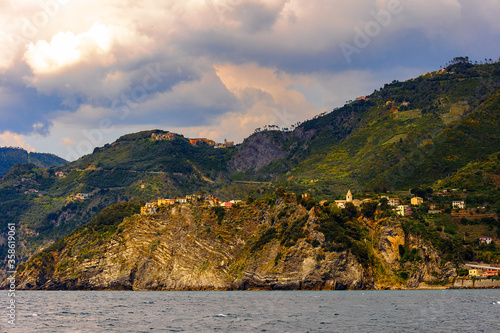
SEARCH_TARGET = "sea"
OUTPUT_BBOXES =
[2,290,499,332]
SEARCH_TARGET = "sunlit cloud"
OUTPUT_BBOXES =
[0,0,498,159]
[24,23,114,74]
[0,131,35,152]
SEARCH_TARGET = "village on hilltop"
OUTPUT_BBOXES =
[150,132,234,149]
[140,193,242,215]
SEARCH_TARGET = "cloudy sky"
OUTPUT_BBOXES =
[1,0,499,160]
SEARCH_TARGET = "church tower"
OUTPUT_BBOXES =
[346,189,352,202]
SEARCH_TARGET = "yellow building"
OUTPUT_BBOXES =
[468,269,483,277]
[141,203,157,215]
[411,197,424,205]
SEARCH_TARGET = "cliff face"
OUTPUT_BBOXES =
[228,131,290,172]
[14,201,455,291]
[371,221,455,289]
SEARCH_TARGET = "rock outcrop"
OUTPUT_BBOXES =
[13,202,456,291]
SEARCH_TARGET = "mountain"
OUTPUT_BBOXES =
[1,59,499,284]
[0,130,241,272]
[234,61,500,196]
[0,147,67,177]
[13,195,456,290]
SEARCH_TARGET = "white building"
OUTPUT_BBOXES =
[396,205,411,216]
[388,198,401,206]
[479,237,492,245]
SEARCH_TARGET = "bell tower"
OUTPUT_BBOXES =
[346,189,352,202]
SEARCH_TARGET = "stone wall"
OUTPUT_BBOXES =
[453,278,500,289]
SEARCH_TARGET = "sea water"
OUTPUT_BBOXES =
[2,290,500,332]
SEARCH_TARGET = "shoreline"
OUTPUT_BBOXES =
[6,284,500,292]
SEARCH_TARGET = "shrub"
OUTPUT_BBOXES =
[211,206,226,223]
[251,227,277,252]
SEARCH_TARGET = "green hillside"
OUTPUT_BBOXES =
[276,61,500,197]
[0,130,238,268]
[0,147,67,177]
[434,151,500,211]
[1,59,500,279]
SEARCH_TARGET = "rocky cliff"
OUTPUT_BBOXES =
[13,199,456,291]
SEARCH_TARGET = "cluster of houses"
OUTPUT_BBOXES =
[452,200,466,209]
[479,236,493,245]
[75,193,90,200]
[151,132,176,141]
[466,263,500,278]
[190,138,215,146]
[331,189,476,217]
[189,138,234,149]
[332,188,476,217]
[149,131,235,148]
[140,194,242,215]
[467,268,499,278]
[333,190,421,217]
[334,190,371,208]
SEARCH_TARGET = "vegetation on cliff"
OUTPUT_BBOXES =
[1,59,499,285]
[15,189,481,290]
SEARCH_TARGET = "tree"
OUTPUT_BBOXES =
[410,188,427,198]
[275,187,286,198]
[361,201,378,219]
[379,197,389,211]
[343,202,358,220]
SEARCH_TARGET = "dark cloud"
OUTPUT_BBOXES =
[0,82,63,135]
[232,1,283,33]
[2,0,500,156]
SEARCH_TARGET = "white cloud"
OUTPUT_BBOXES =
[0,131,35,152]
[0,0,498,158]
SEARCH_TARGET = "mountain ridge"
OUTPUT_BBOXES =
[0,147,67,177]
[1,59,499,284]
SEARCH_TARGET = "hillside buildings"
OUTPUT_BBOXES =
[141,194,236,215]
[190,137,234,148]
[381,196,401,206]
[396,205,412,217]
[141,203,157,215]
[224,139,234,147]
[151,132,176,141]
[411,197,424,205]
[334,190,364,208]
[190,138,215,146]
[388,197,400,206]
[479,237,492,245]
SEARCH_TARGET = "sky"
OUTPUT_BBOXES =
[1,0,499,161]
